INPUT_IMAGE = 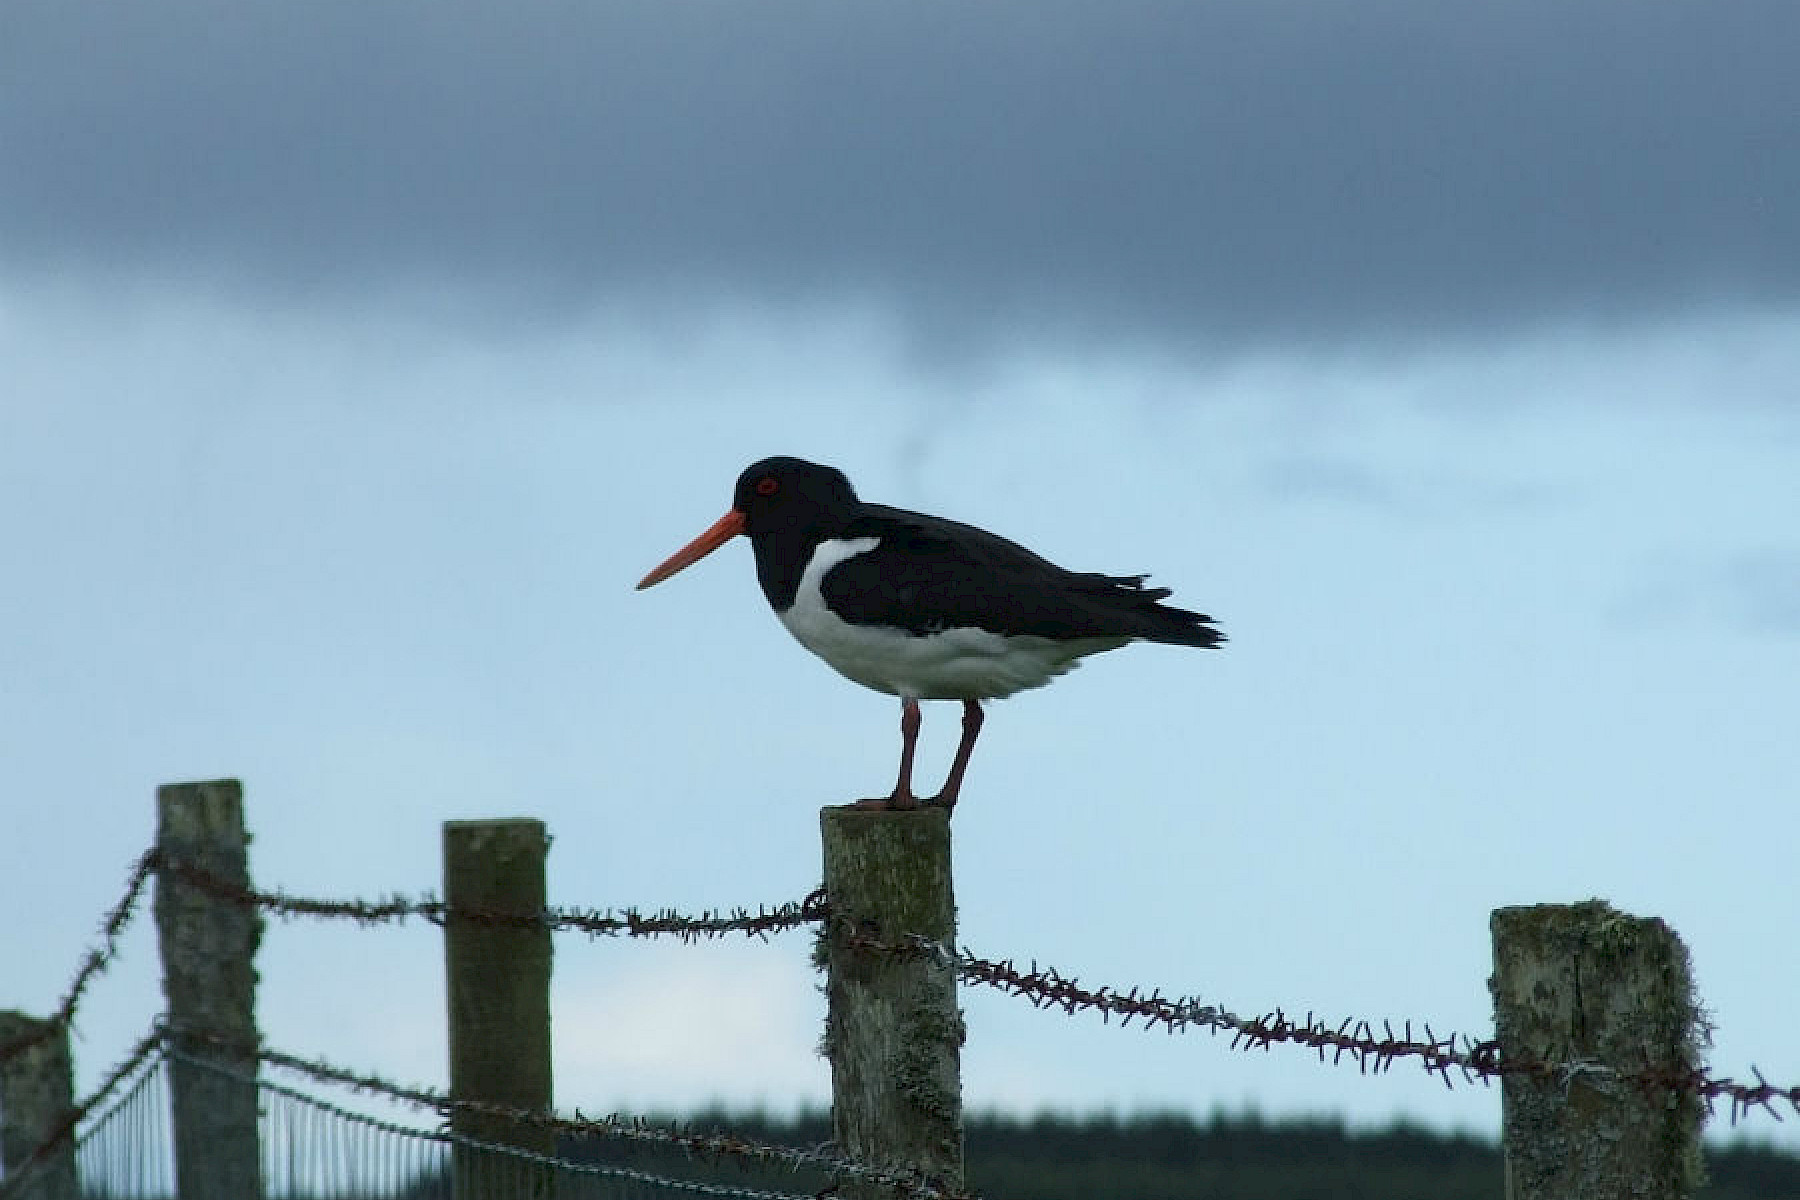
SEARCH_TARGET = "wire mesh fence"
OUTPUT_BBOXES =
[64,1039,831,1200]
[74,1054,171,1200]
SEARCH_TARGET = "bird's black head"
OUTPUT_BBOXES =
[636,456,863,596]
[732,457,861,539]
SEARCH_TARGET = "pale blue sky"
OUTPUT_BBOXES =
[3,0,1798,1154]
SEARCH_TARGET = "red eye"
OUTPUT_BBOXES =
[755,477,779,497]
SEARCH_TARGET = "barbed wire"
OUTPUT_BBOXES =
[832,926,1800,1124]
[840,927,1506,1079]
[0,849,158,1069]
[166,1025,975,1200]
[152,850,827,941]
[0,847,818,1076]
[9,841,1798,1143]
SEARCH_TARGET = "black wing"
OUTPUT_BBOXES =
[821,504,1223,647]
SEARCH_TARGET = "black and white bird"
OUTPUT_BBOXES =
[637,457,1223,812]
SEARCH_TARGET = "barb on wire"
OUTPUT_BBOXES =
[829,924,1800,1122]
[0,849,159,1069]
[14,839,1798,1158]
[829,923,1508,1083]
[152,850,827,941]
[169,1026,974,1200]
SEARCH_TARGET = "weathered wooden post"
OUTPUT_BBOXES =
[155,778,265,1200]
[819,807,963,1198]
[0,1012,78,1200]
[443,819,555,1200]
[1490,900,1706,1200]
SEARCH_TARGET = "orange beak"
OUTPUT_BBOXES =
[636,509,747,589]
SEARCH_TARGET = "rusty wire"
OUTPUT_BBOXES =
[829,924,1800,1123]
[0,849,158,1069]
[152,850,828,941]
[836,926,1509,1079]
[11,843,1799,1132]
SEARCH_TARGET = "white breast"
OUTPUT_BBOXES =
[775,537,1130,701]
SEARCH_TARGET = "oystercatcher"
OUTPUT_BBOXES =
[637,457,1223,811]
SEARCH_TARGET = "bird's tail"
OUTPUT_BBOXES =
[1078,573,1225,649]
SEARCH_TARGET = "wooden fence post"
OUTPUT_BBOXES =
[0,1012,78,1200]
[443,819,555,1200]
[1490,900,1706,1200]
[155,778,265,1200]
[819,807,964,1198]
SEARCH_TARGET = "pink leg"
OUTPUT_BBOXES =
[926,700,984,812]
[854,697,923,811]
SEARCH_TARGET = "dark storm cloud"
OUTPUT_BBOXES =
[4,0,1797,346]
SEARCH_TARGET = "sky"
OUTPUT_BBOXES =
[3,0,1799,1163]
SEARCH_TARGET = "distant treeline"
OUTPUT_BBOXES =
[554,1108,1800,1200]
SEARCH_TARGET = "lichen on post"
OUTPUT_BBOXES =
[155,778,266,1200]
[1490,899,1707,1200]
[442,818,555,1200]
[819,806,964,1198]
[0,1011,78,1200]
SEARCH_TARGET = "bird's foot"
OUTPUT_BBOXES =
[920,790,960,813]
[851,789,920,812]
